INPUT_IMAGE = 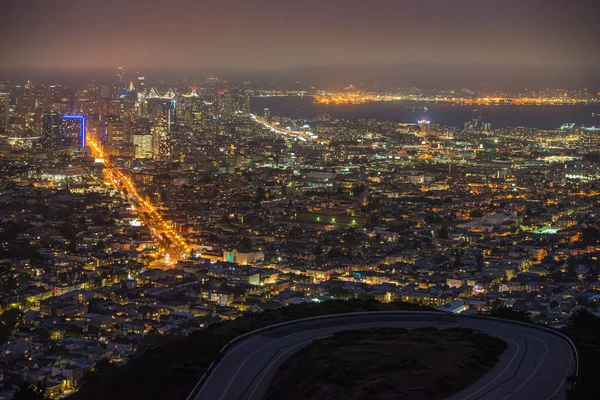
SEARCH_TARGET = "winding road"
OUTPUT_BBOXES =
[188,312,577,400]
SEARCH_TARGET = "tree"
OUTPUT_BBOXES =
[352,184,365,197]
[13,382,46,400]
[256,187,266,203]
[488,306,531,322]
[582,227,600,246]
[0,308,23,345]
[568,308,600,337]
[439,224,449,240]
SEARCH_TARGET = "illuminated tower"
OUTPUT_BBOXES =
[116,67,125,88]
[244,82,252,113]
[216,90,233,117]
[236,82,251,114]
[133,133,154,159]
[0,93,9,133]
[106,117,126,146]
[61,115,86,148]
[137,76,146,93]
[151,114,169,159]
[41,112,61,147]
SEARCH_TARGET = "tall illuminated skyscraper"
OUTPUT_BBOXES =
[0,93,9,133]
[61,115,87,148]
[41,112,61,147]
[151,114,169,159]
[137,76,146,93]
[216,90,233,117]
[106,117,126,146]
[116,67,125,91]
[133,133,154,159]
[239,82,251,114]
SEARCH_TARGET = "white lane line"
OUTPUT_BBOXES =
[193,335,263,399]
[460,336,522,400]
[217,324,370,400]
[247,336,328,400]
[500,331,550,400]
[545,342,574,399]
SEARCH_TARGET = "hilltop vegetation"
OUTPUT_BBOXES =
[265,327,506,400]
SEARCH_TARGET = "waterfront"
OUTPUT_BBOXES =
[251,96,600,129]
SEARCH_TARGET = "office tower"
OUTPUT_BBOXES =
[41,112,61,147]
[471,109,481,128]
[100,85,111,98]
[0,93,9,133]
[106,117,126,146]
[136,95,148,118]
[61,115,86,148]
[137,76,146,92]
[151,114,169,159]
[263,108,271,120]
[116,67,125,93]
[216,90,233,117]
[133,133,154,159]
[239,82,251,114]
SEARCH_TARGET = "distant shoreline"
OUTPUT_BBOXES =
[252,97,600,129]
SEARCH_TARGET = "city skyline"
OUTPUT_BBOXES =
[2,2,600,400]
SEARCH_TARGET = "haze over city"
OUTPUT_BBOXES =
[2,0,600,87]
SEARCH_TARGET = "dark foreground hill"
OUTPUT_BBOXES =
[265,327,506,400]
[69,300,433,400]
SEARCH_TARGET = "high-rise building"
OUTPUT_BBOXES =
[133,133,154,159]
[41,112,61,147]
[240,82,251,114]
[116,67,125,93]
[151,115,169,159]
[0,93,9,133]
[106,117,126,146]
[216,90,233,117]
[137,76,145,92]
[61,115,86,148]
[263,108,271,120]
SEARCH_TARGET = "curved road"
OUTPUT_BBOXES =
[190,312,576,400]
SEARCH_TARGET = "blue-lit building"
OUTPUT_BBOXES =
[61,115,86,148]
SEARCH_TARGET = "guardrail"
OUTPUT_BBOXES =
[186,310,579,400]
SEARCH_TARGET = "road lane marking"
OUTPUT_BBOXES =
[500,333,549,400]
[545,344,574,399]
[247,337,327,400]
[193,335,263,399]
[217,328,342,399]
[216,320,418,400]
[460,337,522,400]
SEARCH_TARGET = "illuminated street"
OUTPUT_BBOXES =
[87,135,190,266]
[250,114,315,142]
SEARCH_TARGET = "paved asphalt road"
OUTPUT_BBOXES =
[192,313,575,400]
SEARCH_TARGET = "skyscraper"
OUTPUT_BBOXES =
[41,112,61,147]
[216,90,233,117]
[151,115,169,159]
[137,76,146,93]
[0,93,9,133]
[240,82,251,114]
[61,115,87,148]
[106,117,126,146]
[133,133,154,159]
[116,67,126,93]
